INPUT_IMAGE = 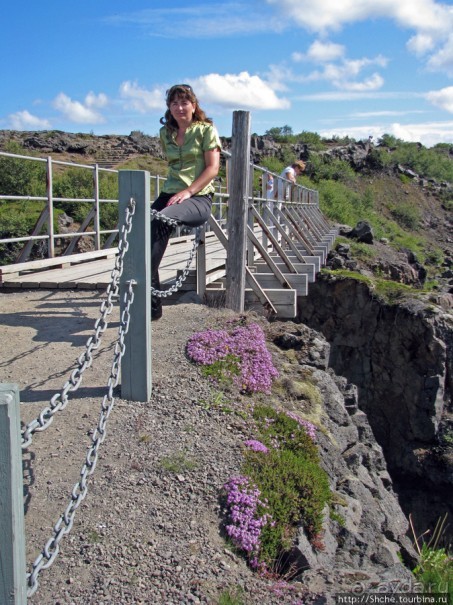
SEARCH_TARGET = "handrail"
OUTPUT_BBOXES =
[0,147,317,267]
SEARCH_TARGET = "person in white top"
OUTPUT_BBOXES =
[276,160,306,201]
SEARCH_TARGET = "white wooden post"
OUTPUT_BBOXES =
[226,111,251,312]
[119,171,152,402]
[93,164,101,250]
[0,384,27,605]
[46,156,55,258]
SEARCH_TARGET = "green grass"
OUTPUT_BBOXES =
[218,587,245,605]
[412,515,453,604]
[160,451,197,473]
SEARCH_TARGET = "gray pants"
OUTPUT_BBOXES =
[151,192,212,285]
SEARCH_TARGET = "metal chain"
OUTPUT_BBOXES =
[21,197,136,449]
[151,207,180,227]
[26,278,136,597]
[151,209,202,298]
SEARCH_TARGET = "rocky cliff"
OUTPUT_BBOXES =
[297,273,453,543]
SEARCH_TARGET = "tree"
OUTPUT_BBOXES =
[264,126,293,141]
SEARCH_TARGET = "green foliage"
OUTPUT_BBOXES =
[373,280,417,303]
[389,201,421,230]
[252,404,319,461]
[264,125,294,142]
[200,354,241,387]
[374,135,453,182]
[308,155,356,184]
[160,450,197,473]
[52,167,118,234]
[244,448,331,566]
[0,142,46,196]
[53,167,94,223]
[218,587,245,605]
[0,208,39,264]
[243,404,331,567]
[317,179,370,225]
[413,545,453,603]
[336,237,376,262]
[412,515,453,603]
[297,131,325,150]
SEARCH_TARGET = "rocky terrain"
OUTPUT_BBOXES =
[1,290,418,605]
[0,129,452,603]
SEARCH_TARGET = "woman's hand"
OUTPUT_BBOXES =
[167,189,192,205]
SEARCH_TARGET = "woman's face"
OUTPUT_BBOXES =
[169,94,195,123]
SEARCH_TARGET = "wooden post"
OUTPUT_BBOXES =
[196,225,207,298]
[0,384,27,605]
[119,171,152,402]
[226,111,251,312]
[46,156,55,258]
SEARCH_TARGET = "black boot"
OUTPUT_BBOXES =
[151,275,163,321]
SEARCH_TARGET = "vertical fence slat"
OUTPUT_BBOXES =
[0,383,27,605]
[119,170,152,402]
[46,156,55,258]
[226,110,251,312]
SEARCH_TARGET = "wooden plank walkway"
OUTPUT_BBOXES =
[0,215,337,319]
[0,232,227,291]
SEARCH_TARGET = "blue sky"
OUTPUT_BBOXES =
[2,0,453,147]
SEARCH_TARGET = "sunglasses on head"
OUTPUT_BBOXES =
[166,84,193,95]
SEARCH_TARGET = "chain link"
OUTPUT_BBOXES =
[151,209,202,298]
[21,197,136,449]
[26,278,136,597]
[151,207,180,227]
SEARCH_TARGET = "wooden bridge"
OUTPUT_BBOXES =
[0,208,335,320]
[0,111,337,320]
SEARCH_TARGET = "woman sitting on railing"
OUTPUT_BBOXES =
[151,84,221,320]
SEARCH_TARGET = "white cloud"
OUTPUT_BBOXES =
[339,73,385,92]
[106,4,282,38]
[266,0,453,75]
[53,93,106,124]
[319,120,453,147]
[407,33,436,55]
[303,40,345,63]
[322,57,387,89]
[8,110,51,130]
[426,86,453,112]
[193,72,290,110]
[119,81,164,113]
[426,34,453,75]
[265,0,451,34]
[85,92,108,109]
[289,50,388,91]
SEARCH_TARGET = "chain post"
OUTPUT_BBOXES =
[119,170,152,402]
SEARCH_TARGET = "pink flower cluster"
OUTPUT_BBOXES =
[285,411,317,441]
[223,476,272,557]
[244,439,269,453]
[187,323,279,393]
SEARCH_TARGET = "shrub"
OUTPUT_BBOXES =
[243,447,331,566]
[222,404,330,572]
[187,322,279,393]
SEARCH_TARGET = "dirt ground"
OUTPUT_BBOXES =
[1,289,304,605]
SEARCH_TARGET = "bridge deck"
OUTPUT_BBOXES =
[0,233,226,291]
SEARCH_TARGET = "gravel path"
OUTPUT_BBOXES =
[1,289,316,605]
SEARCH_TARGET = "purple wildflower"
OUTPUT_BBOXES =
[223,476,272,559]
[244,439,269,454]
[187,323,279,393]
[285,411,317,441]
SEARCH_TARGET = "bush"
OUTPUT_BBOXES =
[0,142,46,197]
[223,404,331,573]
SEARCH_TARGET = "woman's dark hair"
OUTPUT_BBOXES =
[160,84,212,133]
